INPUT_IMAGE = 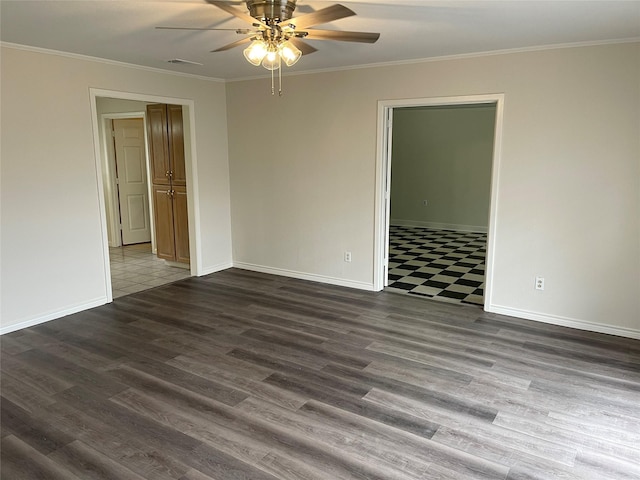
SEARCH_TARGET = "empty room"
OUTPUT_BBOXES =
[1,1,639,479]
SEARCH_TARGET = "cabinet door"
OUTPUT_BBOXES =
[172,185,190,264]
[152,185,176,261]
[167,104,186,187]
[146,104,171,185]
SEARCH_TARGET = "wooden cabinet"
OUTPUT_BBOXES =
[146,104,171,185]
[152,185,176,261]
[167,105,186,186]
[152,185,190,263]
[147,104,189,264]
[172,186,190,264]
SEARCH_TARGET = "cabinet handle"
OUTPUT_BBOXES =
[165,171,170,177]
[166,189,172,196]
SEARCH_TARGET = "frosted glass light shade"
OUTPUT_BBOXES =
[261,46,280,70]
[243,40,268,66]
[279,41,302,67]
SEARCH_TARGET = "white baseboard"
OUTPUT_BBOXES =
[487,304,640,340]
[390,219,488,233]
[199,262,233,276]
[5,273,635,342]
[0,262,232,336]
[233,262,375,291]
[0,297,108,335]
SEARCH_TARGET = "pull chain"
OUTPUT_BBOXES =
[271,65,275,96]
[268,50,284,96]
[278,55,283,96]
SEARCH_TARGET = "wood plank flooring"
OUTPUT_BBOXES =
[2,268,640,479]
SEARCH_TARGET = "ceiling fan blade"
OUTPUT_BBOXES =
[303,29,380,43]
[284,4,355,29]
[289,38,318,55]
[211,36,253,52]
[156,26,252,33]
[205,0,268,28]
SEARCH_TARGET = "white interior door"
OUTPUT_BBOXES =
[113,118,151,245]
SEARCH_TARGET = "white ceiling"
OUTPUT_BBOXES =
[2,0,639,80]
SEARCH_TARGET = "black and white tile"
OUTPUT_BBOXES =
[386,225,486,306]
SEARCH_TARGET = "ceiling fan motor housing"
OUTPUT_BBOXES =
[245,0,297,22]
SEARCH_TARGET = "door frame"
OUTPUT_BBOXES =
[373,93,505,311]
[90,88,202,303]
[101,113,156,250]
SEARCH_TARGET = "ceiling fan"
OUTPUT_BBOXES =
[157,0,380,93]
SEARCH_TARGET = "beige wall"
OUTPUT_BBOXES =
[227,42,640,336]
[390,104,496,230]
[1,45,233,332]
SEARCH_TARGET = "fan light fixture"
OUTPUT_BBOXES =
[242,39,301,70]
[156,1,380,95]
[242,36,303,95]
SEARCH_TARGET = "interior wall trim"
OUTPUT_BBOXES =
[390,219,488,234]
[229,37,640,83]
[374,93,505,304]
[2,273,636,339]
[233,262,375,291]
[0,297,107,336]
[0,261,231,335]
[0,42,226,83]
[100,112,150,250]
[90,88,204,305]
[200,262,234,276]
[487,304,640,340]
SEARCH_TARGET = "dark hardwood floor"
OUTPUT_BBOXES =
[2,269,640,479]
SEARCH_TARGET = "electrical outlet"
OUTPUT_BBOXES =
[344,251,352,263]
[535,276,545,291]
[422,200,428,206]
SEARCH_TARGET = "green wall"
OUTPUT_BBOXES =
[390,104,496,231]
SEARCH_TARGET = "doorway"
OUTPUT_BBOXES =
[374,94,504,310]
[90,89,200,302]
[106,116,152,246]
[103,112,190,298]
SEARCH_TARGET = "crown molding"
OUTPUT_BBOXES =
[0,42,226,83]
[3,36,638,84]
[230,36,640,82]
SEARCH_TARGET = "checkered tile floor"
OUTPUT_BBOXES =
[386,226,486,306]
